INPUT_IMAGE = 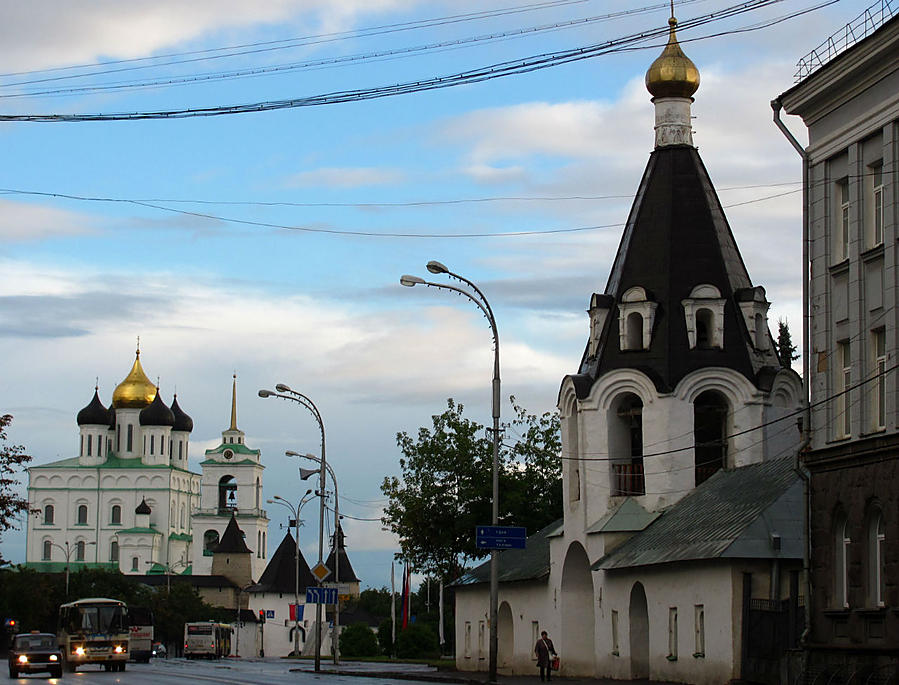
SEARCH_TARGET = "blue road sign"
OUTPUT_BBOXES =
[306,587,338,605]
[475,525,526,550]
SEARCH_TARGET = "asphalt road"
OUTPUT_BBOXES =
[7,657,438,685]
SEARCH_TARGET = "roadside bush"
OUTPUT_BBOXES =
[340,622,380,657]
[395,623,439,659]
[377,618,393,657]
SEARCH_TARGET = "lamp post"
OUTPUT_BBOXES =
[267,490,314,659]
[401,261,501,683]
[51,540,96,597]
[258,384,327,673]
[287,450,341,665]
[145,558,189,594]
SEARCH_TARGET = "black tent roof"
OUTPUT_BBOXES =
[214,515,252,554]
[325,526,360,583]
[249,531,317,594]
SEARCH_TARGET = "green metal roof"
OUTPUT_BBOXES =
[22,561,118,572]
[116,526,162,536]
[30,453,197,474]
[204,442,260,456]
[452,518,562,588]
[586,497,660,534]
[168,532,193,541]
[199,458,257,466]
[594,458,803,571]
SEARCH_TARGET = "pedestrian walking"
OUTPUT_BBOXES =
[534,630,557,682]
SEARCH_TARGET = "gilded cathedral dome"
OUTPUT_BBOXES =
[112,350,157,409]
[645,17,700,99]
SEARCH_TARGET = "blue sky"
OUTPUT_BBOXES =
[0,0,870,588]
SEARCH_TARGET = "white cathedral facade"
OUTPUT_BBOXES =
[25,348,269,581]
[453,14,806,685]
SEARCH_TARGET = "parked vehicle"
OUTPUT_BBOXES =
[184,621,232,659]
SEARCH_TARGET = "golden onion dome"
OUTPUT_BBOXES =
[112,350,157,409]
[645,17,700,99]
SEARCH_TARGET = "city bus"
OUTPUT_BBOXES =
[127,606,154,662]
[58,598,129,672]
[184,621,232,659]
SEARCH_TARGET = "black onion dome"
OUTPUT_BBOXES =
[108,407,116,429]
[139,389,175,427]
[135,498,152,515]
[77,389,109,426]
[170,395,194,433]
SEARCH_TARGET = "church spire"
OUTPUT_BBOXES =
[229,373,238,432]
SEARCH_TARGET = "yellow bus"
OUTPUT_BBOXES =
[184,621,232,659]
[58,598,129,672]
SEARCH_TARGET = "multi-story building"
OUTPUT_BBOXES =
[776,4,899,676]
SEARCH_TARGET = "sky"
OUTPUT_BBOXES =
[0,0,877,588]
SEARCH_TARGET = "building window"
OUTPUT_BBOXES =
[694,605,705,657]
[127,424,133,452]
[618,286,657,351]
[609,393,644,496]
[110,540,119,563]
[834,511,849,608]
[871,329,886,430]
[131,556,139,572]
[836,179,849,261]
[161,436,165,455]
[204,529,220,556]
[98,434,103,456]
[836,341,851,438]
[694,390,728,485]
[566,409,580,503]
[150,434,155,455]
[75,541,85,561]
[111,505,121,525]
[867,509,885,607]
[257,531,262,559]
[682,284,725,349]
[80,434,83,457]
[262,532,266,558]
[478,621,486,660]
[625,312,643,350]
[43,504,54,525]
[611,610,619,655]
[218,475,237,512]
[180,504,185,529]
[865,162,884,248]
[179,441,183,460]
[77,505,88,525]
[87,434,92,456]
[464,622,472,658]
[667,607,678,660]
[116,424,121,452]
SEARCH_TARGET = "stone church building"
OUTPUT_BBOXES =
[454,13,806,685]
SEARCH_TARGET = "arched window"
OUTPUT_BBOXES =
[262,532,266,558]
[131,556,139,572]
[204,529,220,556]
[180,504,186,529]
[754,313,766,349]
[75,541,85,561]
[256,478,261,509]
[77,504,88,525]
[694,391,728,485]
[42,540,52,560]
[43,504,54,525]
[566,408,580,503]
[110,540,119,563]
[626,312,644,351]
[867,508,885,607]
[609,393,644,496]
[110,505,122,525]
[218,475,237,512]
[696,309,714,348]
[257,531,262,558]
[87,434,93,456]
[833,510,850,608]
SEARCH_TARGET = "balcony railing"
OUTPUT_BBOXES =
[612,461,645,497]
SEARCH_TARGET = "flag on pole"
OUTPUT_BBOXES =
[401,564,411,630]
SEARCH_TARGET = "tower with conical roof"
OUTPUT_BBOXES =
[191,375,269,579]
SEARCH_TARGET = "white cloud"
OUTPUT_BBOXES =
[0,200,96,241]
[285,166,405,188]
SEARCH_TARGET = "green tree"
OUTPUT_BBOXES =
[381,398,561,581]
[395,623,440,659]
[776,318,799,368]
[0,415,33,566]
[339,622,380,657]
[377,618,394,657]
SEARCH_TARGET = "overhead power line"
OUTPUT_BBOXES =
[0,0,832,123]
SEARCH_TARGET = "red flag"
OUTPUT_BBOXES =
[401,564,411,630]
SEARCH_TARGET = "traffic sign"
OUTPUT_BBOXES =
[306,587,338,605]
[311,562,331,582]
[475,525,526,550]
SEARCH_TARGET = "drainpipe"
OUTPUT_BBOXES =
[772,99,814,663]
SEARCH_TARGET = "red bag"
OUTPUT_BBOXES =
[551,656,560,671]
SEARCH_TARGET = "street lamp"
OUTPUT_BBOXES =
[267,490,314,659]
[50,540,96,597]
[145,558,189,594]
[258,384,328,673]
[287,450,342,665]
[400,260,502,683]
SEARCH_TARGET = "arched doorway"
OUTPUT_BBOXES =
[560,543,595,676]
[497,602,513,671]
[629,582,649,679]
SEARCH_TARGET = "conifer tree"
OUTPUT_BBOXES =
[776,319,799,368]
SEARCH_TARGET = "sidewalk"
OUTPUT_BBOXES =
[287,660,680,685]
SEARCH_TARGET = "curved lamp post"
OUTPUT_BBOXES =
[401,260,501,683]
[258,385,327,673]
[145,558,189,594]
[51,540,96,597]
[267,490,314,659]
[287,450,341,664]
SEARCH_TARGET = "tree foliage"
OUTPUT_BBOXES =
[381,398,561,581]
[0,414,33,566]
[395,622,440,659]
[776,318,800,368]
[339,622,380,657]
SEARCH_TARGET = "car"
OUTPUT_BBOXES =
[8,631,63,678]
[151,642,167,658]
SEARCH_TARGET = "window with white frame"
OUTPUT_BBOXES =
[42,540,52,560]
[77,504,88,525]
[131,556,139,572]
[865,162,884,248]
[871,329,886,430]
[110,540,119,563]
[667,607,678,660]
[694,605,705,657]
[682,285,725,350]
[836,341,851,438]
[867,509,885,607]
[110,504,121,525]
[834,511,849,608]
[618,286,657,351]
[43,504,54,525]
[836,179,850,261]
[611,610,619,655]
[75,540,85,561]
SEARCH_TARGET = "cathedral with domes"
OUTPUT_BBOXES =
[24,346,269,582]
